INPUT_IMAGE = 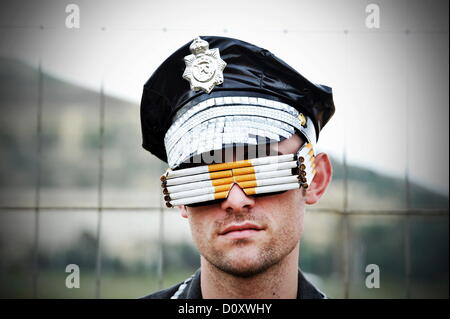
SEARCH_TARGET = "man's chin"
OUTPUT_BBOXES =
[210,250,277,278]
[214,260,274,278]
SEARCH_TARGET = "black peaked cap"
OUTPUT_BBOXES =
[140,36,335,163]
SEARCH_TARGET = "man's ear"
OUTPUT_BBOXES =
[179,205,189,218]
[305,153,332,205]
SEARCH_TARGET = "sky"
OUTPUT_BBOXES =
[0,0,448,195]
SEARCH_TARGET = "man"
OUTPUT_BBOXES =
[140,36,335,299]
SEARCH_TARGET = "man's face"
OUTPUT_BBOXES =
[180,134,307,278]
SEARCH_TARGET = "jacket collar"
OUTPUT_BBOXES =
[173,268,326,299]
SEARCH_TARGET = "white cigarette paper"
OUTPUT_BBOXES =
[164,160,298,186]
[168,182,300,206]
[164,153,295,180]
[165,168,295,193]
[167,175,299,200]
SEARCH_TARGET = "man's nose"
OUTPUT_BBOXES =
[220,183,255,213]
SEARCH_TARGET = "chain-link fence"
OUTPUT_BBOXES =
[0,0,448,299]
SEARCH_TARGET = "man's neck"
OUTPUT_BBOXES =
[200,244,300,299]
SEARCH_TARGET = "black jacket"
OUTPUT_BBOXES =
[141,269,326,299]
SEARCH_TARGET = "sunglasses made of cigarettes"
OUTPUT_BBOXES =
[160,143,316,208]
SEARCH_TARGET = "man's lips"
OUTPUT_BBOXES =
[219,223,264,239]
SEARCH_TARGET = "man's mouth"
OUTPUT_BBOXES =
[219,223,264,239]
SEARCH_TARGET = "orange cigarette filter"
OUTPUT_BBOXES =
[209,170,234,179]
[213,185,258,199]
[208,159,252,172]
[211,173,257,186]
[213,190,231,200]
[236,180,258,189]
[243,187,257,196]
[213,184,234,193]
[231,166,256,176]
[211,176,234,186]
[212,180,258,194]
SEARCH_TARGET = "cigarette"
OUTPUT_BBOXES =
[296,143,316,184]
[162,144,317,207]
[167,182,301,206]
[162,153,296,181]
[165,168,297,194]
[297,144,314,159]
[232,161,297,176]
[166,175,300,200]
[164,160,298,186]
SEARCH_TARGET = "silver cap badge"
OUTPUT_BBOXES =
[183,37,227,93]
